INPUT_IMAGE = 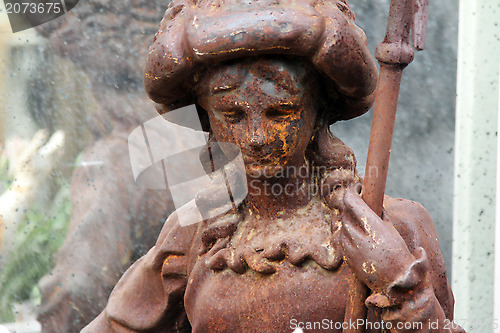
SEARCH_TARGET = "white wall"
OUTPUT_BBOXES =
[454,1,500,332]
[495,60,500,333]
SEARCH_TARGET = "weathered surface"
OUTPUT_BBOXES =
[33,0,458,330]
[83,1,463,331]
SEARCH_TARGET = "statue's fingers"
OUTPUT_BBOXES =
[339,231,356,259]
[343,186,378,232]
[340,217,363,243]
[343,186,396,239]
[339,232,377,288]
[341,218,382,259]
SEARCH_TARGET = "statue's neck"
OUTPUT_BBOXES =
[244,162,315,218]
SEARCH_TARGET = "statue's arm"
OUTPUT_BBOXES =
[371,197,465,332]
[82,212,198,333]
[341,189,465,332]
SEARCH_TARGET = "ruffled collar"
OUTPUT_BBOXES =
[204,198,343,274]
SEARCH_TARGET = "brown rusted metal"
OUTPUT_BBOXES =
[81,1,464,332]
[363,66,403,217]
[143,0,378,122]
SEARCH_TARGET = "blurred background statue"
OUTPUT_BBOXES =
[0,1,182,331]
[32,1,181,332]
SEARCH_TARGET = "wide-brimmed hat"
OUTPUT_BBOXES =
[144,0,378,125]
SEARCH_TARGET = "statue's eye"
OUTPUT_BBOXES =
[220,108,244,123]
[266,103,296,120]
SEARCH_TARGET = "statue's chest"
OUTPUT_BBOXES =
[185,259,351,333]
[185,200,348,332]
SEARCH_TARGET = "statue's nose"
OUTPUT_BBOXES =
[249,121,267,149]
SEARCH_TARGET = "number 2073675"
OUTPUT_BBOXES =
[5,2,62,14]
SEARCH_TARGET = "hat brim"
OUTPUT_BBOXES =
[144,1,378,123]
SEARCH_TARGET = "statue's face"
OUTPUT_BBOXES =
[197,57,318,177]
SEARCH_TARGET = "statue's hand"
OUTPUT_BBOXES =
[340,185,428,304]
[321,168,361,213]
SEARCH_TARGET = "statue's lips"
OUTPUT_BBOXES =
[242,153,275,166]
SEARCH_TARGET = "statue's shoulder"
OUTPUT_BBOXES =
[383,196,441,254]
[383,196,433,222]
[155,205,201,257]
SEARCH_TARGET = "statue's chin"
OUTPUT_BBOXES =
[245,163,289,180]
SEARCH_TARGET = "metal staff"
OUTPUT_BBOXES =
[344,0,429,331]
[363,0,429,216]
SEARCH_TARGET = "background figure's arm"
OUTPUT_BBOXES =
[0,130,65,258]
[37,134,168,333]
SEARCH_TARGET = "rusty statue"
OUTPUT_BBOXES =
[84,0,465,332]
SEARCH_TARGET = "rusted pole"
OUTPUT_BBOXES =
[362,65,403,217]
[363,0,428,216]
[344,0,429,331]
